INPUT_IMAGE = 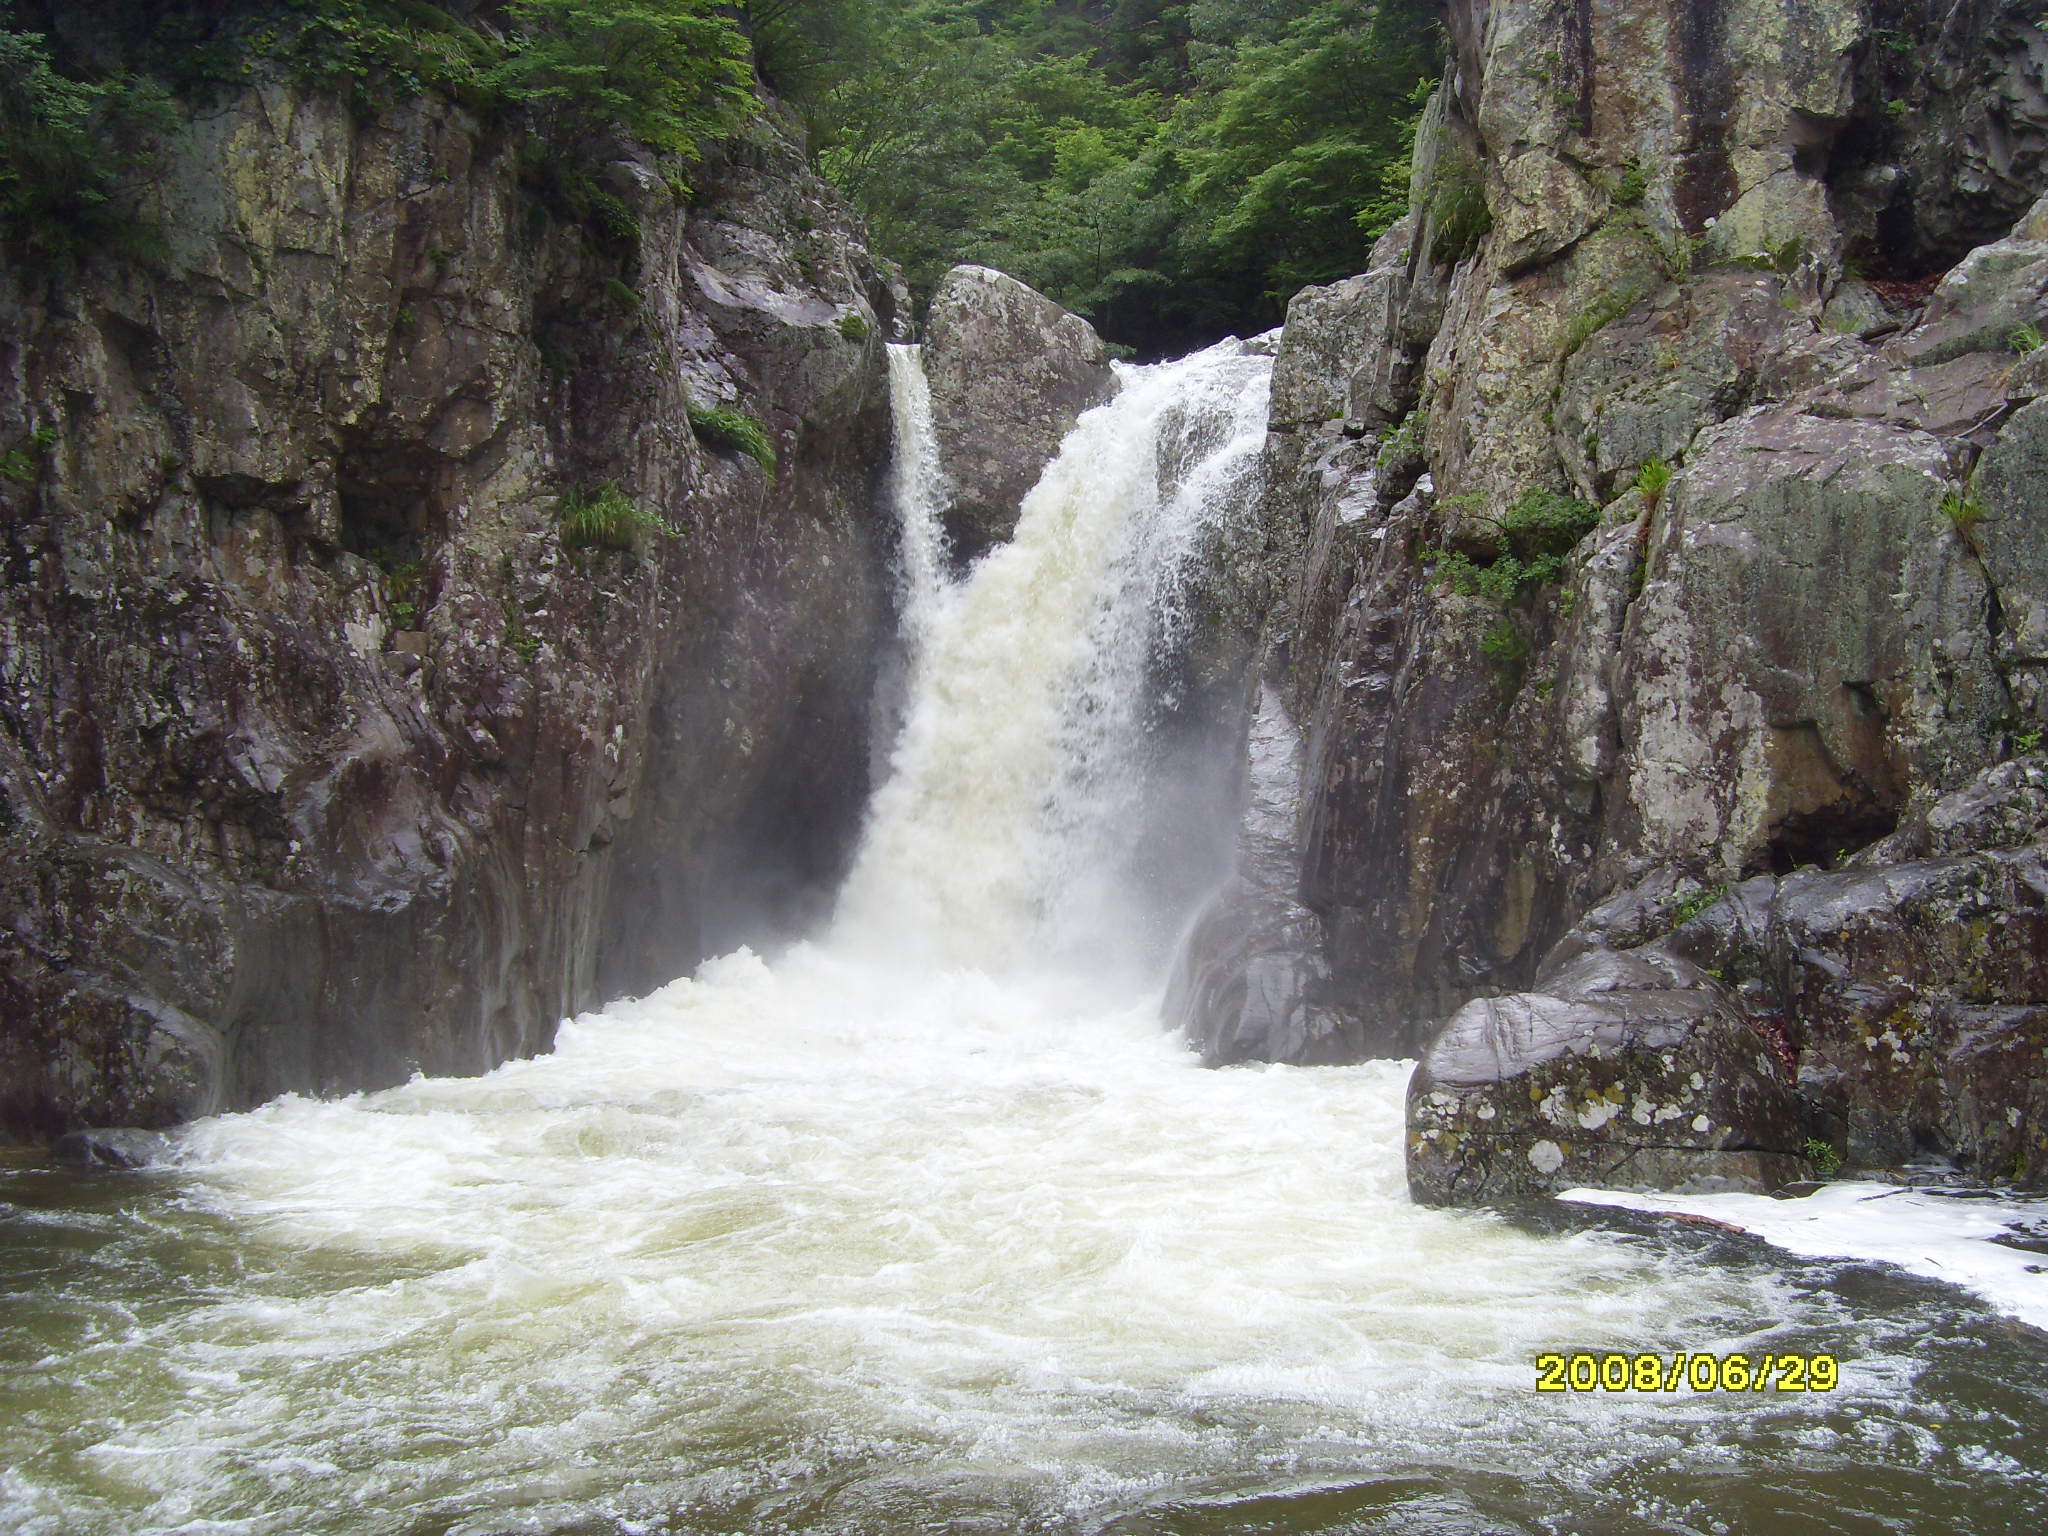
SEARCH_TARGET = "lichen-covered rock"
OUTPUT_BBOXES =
[1764,848,2048,1177]
[1406,949,1805,1205]
[1977,396,2048,709]
[919,264,1114,562]
[1180,0,2048,1211]
[1611,408,2001,874]
[0,83,898,1141]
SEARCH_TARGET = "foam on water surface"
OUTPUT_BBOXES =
[1563,1181,2048,1332]
[5,950,2046,1533]
[6,340,2048,1534]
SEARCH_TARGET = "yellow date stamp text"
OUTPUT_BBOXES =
[1534,1351,1839,1393]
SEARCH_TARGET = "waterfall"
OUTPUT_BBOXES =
[1,337,2019,1536]
[883,344,952,651]
[834,337,1273,979]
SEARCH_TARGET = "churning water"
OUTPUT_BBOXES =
[4,344,2047,1536]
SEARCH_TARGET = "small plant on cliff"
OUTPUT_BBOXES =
[1500,486,1600,558]
[386,559,423,627]
[1633,456,1673,509]
[1479,618,1529,672]
[1610,158,1647,208]
[1940,486,1984,538]
[1802,1137,1843,1177]
[1426,152,1491,265]
[1561,283,1647,361]
[687,402,777,475]
[1377,407,1428,471]
[2012,322,2044,356]
[0,425,57,485]
[559,481,678,551]
[2015,727,2043,755]
[836,311,870,343]
[1668,881,1730,928]
[1421,487,1600,605]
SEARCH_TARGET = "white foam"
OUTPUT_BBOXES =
[1562,1181,2048,1330]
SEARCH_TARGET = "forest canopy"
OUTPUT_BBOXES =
[0,0,1444,351]
[791,0,1444,354]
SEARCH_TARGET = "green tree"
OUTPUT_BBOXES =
[0,16,172,261]
[487,0,754,158]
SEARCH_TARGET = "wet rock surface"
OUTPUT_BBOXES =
[1408,950,1805,1205]
[49,1128,166,1170]
[920,265,1115,562]
[0,85,898,1141]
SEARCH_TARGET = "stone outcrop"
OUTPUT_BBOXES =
[0,83,900,1141]
[920,264,1115,562]
[1171,0,2048,1198]
[1408,949,1806,1204]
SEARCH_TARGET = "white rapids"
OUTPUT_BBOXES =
[3,340,2043,1536]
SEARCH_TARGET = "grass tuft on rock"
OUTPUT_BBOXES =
[687,402,776,475]
[560,481,677,550]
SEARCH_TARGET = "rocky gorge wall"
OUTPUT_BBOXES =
[1174,0,2048,1200]
[0,81,902,1141]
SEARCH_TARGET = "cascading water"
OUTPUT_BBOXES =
[836,338,1269,978]
[3,343,2046,1536]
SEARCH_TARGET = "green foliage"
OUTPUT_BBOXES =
[1633,456,1673,508]
[4,1,762,260]
[1941,487,1984,536]
[0,21,173,262]
[1802,1137,1843,1177]
[1479,618,1528,667]
[2012,322,2044,355]
[1562,283,1647,359]
[1649,225,1701,281]
[836,310,870,342]
[283,0,503,107]
[1671,882,1729,926]
[385,558,423,627]
[486,0,753,160]
[1425,152,1491,265]
[1500,486,1599,560]
[687,403,778,475]
[1377,406,1427,471]
[559,480,678,550]
[812,0,1445,353]
[2014,727,2043,755]
[1419,487,1598,604]
[603,277,644,313]
[1610,158,1646,207]
[0,424,56,484]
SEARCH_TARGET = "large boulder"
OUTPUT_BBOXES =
[1407,949,1806,1205]
[920,265,1114,562]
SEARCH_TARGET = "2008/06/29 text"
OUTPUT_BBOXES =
[1534,1352,1839,1393]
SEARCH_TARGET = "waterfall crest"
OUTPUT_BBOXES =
[832,336,1273,979]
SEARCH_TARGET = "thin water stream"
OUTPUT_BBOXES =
[4,343,2046,1535]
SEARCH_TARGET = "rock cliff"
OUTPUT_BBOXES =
[0,82,900,1140]
[1174,0,2048,1199]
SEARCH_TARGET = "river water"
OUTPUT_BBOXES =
[3,343,2046,1535]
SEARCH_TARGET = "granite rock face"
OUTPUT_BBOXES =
[1169,0,2048,1198]
[920,264,1115,562]
[0,85,899,1141]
